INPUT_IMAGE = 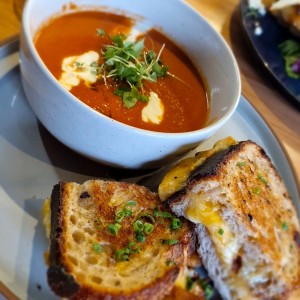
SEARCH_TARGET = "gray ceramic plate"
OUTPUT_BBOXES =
[0,39,299,299]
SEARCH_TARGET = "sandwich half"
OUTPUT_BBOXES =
[159,137,300,300]
[43,179,195,299]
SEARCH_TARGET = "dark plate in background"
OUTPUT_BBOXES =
[240,0,300,105]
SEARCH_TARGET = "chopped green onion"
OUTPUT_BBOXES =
[252,187,260,195]
[115,248,130,261]
[126,200,137,206]
[153,208,173,218]
[218,228,224,236]
[170,218,181,230]
[237,161,246,168]
[258,174,268,185]
[136,231,146,242]
[144,222,154,234]
[115,210,125,223]
[138,212,155,224]
[115,241,141,262]
[128,241,140,253]
[161,239,179,245]
[133,220,144,232]
[123,207,132,217]
[199,279,214,299]
[92,243,103,253]
[282,222,289,231]
[107,223,121,235]
[186,276,194,291]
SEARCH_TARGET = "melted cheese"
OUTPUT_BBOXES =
[43,197,51,240]
[59,51,99,90]
[158,137,237,201]
[142,91,164,124]
[185,194,239,266]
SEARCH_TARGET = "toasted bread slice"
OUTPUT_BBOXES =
[44,179,195,299]
[159,138,300,300]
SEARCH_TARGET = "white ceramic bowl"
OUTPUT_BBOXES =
[20,0,241,169]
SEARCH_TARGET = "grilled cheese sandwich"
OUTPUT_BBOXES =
[159,137,300,300]
[43,180,195,299]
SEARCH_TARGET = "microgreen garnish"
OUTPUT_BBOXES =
[282,222,289,231]
[96,31,168,108]
[258,173,268,185]
[218,228,224,236]
[161,239,179,245]
[107,223,121,235]
[92,243,103,253]
[96,28,106,37]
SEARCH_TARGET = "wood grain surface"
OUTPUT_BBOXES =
[0,0,299,299]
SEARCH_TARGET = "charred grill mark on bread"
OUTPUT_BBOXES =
[45,180,195,299]
[159,138,300,300]
[48,183,80,297]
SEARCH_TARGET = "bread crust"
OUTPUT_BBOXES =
[164,140,300,300]
[47,180,195,299]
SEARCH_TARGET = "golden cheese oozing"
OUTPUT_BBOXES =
[158,137,237,202]
[43,197,51,240]
[159,137,239,266]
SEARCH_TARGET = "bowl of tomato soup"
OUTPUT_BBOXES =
[20,0,241,168]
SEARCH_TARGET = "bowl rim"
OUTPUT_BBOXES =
[21,0,241,138]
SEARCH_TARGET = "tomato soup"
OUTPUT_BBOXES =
[34,10,209,133]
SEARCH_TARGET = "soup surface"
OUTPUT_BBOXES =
[35,10,209,133]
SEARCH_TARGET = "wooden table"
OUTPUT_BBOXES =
[0,0,299,299]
